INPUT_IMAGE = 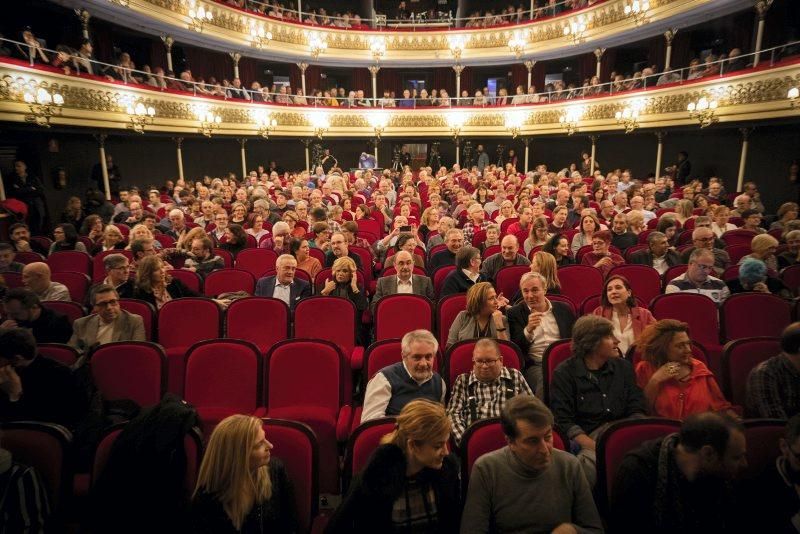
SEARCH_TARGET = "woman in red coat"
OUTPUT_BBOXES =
[635,319,734,420]
[591,275,656,356]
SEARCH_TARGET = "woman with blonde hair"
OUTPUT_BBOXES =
[326,399,459,532]
[319,256,368,313]
[739,233,780,272]
[191,414,297,532]
[529,251,561,294]
[126,223,161,250]
[446,281,509,348]
[493,200,518,226]
[132,255,200,309]
[673,198,695,225]
[710,206,737,238]
[92,224,126,254]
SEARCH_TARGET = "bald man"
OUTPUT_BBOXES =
[371,250,435,313]
[480,235,531,282]
[22,262,71,301]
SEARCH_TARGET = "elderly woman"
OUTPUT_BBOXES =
[571,213,601,256]
[728,257,792,298]
[289,238,322,279]
[494,201,518,227]
[581,230,624,277]
[230,202,248,226]
[591,275,656,356]
[92,225,126,254]
[282,210,306,239]
[542,233,575,267]
[779,229,800,269]
[191,415,297,533]
[634,320,733,420]
[524,216,552,255]
[319,256,368,312]
[626,211,646,236]
[770,202,799,232]
[740,233,780,272]
[418,207,440,244]
[126,224,161,250]
[327,399,460,532]
[550,315,646,487]
[49,223,88,254]
[446,281,509,348]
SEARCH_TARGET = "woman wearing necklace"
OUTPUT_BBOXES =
[590,275,655,356]
[446,282,509,349]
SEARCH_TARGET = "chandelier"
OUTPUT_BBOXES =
[558,106,584,135]
[194,106,221,136]
[623,0,650,25]
[126,99,156,133]
[369,112,389,140]
[370,36,387,62]
[505,112,525,138]
[615,99,644,133]
[687,97,719,128]
[507,32,526,59]
[187,1,213,32]
[23,85,64,127]
[249,23,273,49]
[789,87,799,109]
[447,111,467,140]
[447,35,467,62]
[308,111,329,138]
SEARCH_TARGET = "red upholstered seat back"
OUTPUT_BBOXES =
[651,293,720,349]
[91,341,167,406]
[374,294,433,341]
[266,340,343,413]
[235,248,278,278]
[202,268,255,296]
[225,297,290,353]
[436,293,467,349]
[722,293,792,341]
[157,298,221,348]
[542,339,573,404]
[721,336,781,406]
[557,265,604,307]
[184,339,261,413]
[445,339,522,386]
[294,297,357,355]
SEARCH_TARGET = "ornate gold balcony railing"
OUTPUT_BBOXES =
[1,58,798,138]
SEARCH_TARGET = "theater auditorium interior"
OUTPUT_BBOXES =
[0,0,799,531]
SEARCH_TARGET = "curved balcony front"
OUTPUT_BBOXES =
[52,0,751,67]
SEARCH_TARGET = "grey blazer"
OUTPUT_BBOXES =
[446,310,509,349]
[68,310,146,353]
[371,275,435,313]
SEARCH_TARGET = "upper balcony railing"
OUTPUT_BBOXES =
[56,0,752,66]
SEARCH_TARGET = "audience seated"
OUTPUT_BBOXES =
[100,253,134,299]
[629,231,682,275]
[68,284,145,353]
[191,414,297,532]
[508,272,574,396]
[446,282,509,349]
[440,246,488,298]
[132,255,201,309]
[666,248,730,304]
[680,227,731,275]
[0,327,87,428]
[461,395,603,533]
[746,322,800,419]
[0,242,25,273]
[0,447,51,532]
[446,338,532,445]
[581,230,625,277]
[611,412,747,532]
[1,288,72,344]
[428,229,464,274]
[22,262,70,302]
[591,275,656,356]
[255,253,310,311]
[635,319,733,419]
[480,235,530,282]
[551,315,646,487]
[361,330,446,423]
[184,236,224,277]
[329,399,459,531]
[371,251,434,312]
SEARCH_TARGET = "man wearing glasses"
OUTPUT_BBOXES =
[680,226,731,276]
[666,248,730,304]
[446,338,532,445]
[69,285,145,353]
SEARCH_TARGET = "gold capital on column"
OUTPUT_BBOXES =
[173,137,184,149]
[368,65,381,76]
[663,28,678,45]
[452,64,465,75]
[754,0,773,19]
[161,35,174,51]
[296,62,309,73]
[593,48,606,60]
[523,60,535,73]
[229,52,242,65]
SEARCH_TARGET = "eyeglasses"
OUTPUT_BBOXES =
[473,358,501,366]
[94,299,119,308]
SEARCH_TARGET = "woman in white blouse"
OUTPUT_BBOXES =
[591,275,656,356]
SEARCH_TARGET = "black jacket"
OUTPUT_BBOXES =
[132,279,201,307]
[440,270,486,298]
[28,307,73,344]
[325,444,461,534]
[507,300,575,361]
[628,249,682,269]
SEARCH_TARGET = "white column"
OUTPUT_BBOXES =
[297,63,308,97]
[95,134,111,200]
[737,128,752,191]
[455,139,460,166]
[369,65,380,103]
[374,141,379,167]
[453,64,464,102]
[175,137,185,182]
[655,132,665,180]
[524,138,530,173]
[230,52,242,80]
[529,0,535,20]
[594,48,605,79]
[239,138,248,180]
[162,36,174,73]
[663,28,677,71]
[589,135,597,175]
[753,1,773,67]
[524,60,535,91]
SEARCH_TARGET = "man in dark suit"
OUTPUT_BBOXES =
[440,246,486,298]
[628,231,682,276]
[371,251,434,314]
[254,254,311,311]
[507,272,575,396]
[428,228,464,275]
[69,285,146,353]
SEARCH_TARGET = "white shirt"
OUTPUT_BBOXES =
[396,276,413,294]
[611,309,635,355]
[522,299,561,362]
[462,269,480,283]
[360,360,447,423]
[96,320,115,346]
[272,281,291,306]
[652,255,669,275]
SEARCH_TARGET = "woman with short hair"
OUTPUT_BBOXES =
[446,281,509,348]
[289,238,322,279]
[49,223,87,254]
[635,319,733,420]
[326,400,460,533]
[191,414,297,533]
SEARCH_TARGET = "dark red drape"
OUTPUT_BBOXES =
[238,57,258,86]
[182,46,234,82]
[289,64,322,93]
[459,66,474,95]
[91,24,115,65]
[669,31,692,71]
[149,41,167,71]
[376,68,402,95]
[351,67,371,93]
[431,67,456,93]
[600,49,616,81]
[577,52,597,84]
[510,63,527,90]
[647,36,665,72]
[532,61,546,91]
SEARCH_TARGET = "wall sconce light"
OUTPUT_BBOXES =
[687,96,719,128]
[126,98,156,133]
[23,84,64,127]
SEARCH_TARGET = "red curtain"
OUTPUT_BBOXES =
[532,61,546,91]
[460,66,474,95]
[431,67,455,93]
[600,49,616,82]
[577,52,597,84]
[510,63,527,90]
[290,64,323,94]
[351,67,371,94]
[182,45,234,82]
[91,24,115,65]
[149,41,167,72]
[376,68,402,95]
[238,57,258,86]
